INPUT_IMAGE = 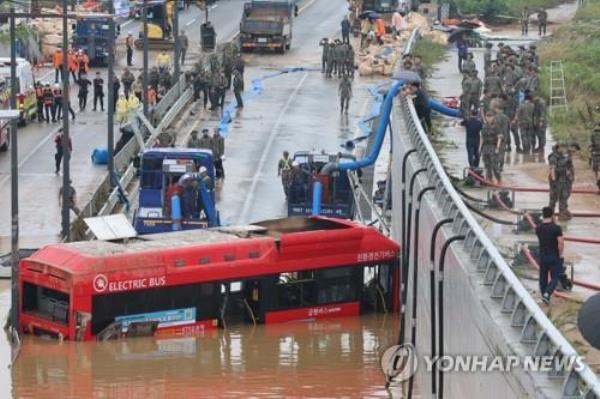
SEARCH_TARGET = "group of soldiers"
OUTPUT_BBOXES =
[187,128,226,180]
[460,42,547,184]
[320,38,355,79]
[188,42,246,111]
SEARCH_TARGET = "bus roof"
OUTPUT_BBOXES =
[141,148,213,157]
[23,217,399,278]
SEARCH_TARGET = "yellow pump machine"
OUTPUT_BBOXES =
[134,0,176,50]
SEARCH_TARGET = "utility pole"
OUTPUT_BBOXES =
[9,3,19,334]
[142,0,149,118]
[174,1,180,80]
[61,0,71,241]
[107,2,115,188]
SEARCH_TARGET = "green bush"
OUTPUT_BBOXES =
[452,0,564,17]
[538,0,600,150]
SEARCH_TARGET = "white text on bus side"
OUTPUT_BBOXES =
[105,276,166,293]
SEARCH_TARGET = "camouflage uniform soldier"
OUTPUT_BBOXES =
[320,38,330,73]
[198,128,212,149]
[548,144,573,220]
[187,130,202,148]
[514,94,536,153]
[480,112,504,183]
[484,71,504,97]
[483,42,493,72]
[345,45,355,78]
[503,92,521,152]
[212,128,225,179]
[335,42,347,77]
[209,53,221,76]
[278,151,293,197]
[339,76,352,114]
[591,123,600,181]
[462,53,476,75]
[533,95,547,152]
[468,70,482,114]
[326,42,336,78]
[493,107,511,171]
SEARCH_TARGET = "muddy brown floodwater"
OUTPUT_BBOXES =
[0,281,401,398]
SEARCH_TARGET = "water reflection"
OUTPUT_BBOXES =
[12,314,400,398]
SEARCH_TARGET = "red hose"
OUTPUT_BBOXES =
[467,170,600,195]
[522,246,600,292]
[491,195,600,245]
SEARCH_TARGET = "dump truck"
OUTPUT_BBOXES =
[239,1,296,53]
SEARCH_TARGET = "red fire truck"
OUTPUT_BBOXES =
[19,216,400,341]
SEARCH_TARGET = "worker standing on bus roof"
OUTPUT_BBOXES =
[278,151,293,197]
[53,48,63,83]
[126,32,135,67]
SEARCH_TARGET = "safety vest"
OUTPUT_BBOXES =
[280,157,292,171]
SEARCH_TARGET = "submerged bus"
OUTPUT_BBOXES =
[19,216,400,341]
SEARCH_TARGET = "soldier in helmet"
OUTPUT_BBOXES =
[548,144,573,220]
[198,128,212,149]
[591,122,600,182]
[514,93,536,153]
[320,38,330,74]
[187,130,202,148]
[480,111,504,183]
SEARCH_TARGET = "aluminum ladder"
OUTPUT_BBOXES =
[549,60,568,115]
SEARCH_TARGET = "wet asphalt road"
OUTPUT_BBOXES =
[0,2,246,252]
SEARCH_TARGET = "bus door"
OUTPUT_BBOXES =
[362,262,399,314]
[219,278,265,326]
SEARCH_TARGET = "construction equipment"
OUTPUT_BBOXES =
[240,1,295,53]
[360,0,400,13]
[287,151,355,219]
[72,15,118,66]
[133,0,176,50]
[133,148,220,234]
[549,60,569,115]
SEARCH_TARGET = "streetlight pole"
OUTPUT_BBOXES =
[61,0,71,241]
[142,0,149,118]
[9,4,20,334]
[174,1,180,80]
[107,2,115,188]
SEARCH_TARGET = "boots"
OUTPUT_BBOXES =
[558,210,572,221]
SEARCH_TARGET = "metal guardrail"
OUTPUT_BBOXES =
[400,95,600,397]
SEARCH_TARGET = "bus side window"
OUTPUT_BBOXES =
[276,271,316,309]
[316,266,361,304]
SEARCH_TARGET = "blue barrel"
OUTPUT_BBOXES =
[91,148,108,165]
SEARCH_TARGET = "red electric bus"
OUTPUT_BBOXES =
[19,216,400,341]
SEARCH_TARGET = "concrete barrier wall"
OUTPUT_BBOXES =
[390,96,600,398]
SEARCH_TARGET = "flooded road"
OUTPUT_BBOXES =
[2,271,398,398]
